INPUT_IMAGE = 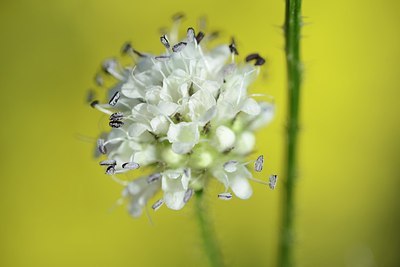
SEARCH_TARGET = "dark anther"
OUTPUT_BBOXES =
[195,32,205,44]
[105,165,115,175]
[208,31,220,40]
[245,53,266,66]
[160,35,170,49]
[109,120,124,128]
[255,56,266,66]
[172,12,185,21]
[245,53,260,62]
[110,112,123,121]
[132,49,145,58]
[121,41,133,54]
[172,42,187,52]
[99,159,116,166]
[90,100,99,108]
[109,91,120,106]
[229,38,239,55]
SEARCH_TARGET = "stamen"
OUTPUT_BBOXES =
[208,31,220,41]
[86,89,96,103]
[147,173,162,183]
[183,188,194,203]
[103,137,126,146]
[198,16,207,31]
[90,100,114,115]
[130,66,146,87]
[269,174,278,190]
[229,38,239,55]
[172,42,187,53]
[160,35,170,49]
[109,91,120,106]
[110,112,124,121]
[223,160,239,173]
[94,73,104,86]
[132,48,145,58]
[152,199,164,211]
[187,27,195,42]
[255,56,266,66]
[195,32,205,44]
[247,176,269,186]
[245,53,259,62]
[172,12,185,21]
[90,100,99,108]
[102,58,118,73]
[121,41,133,54]
[218,192,233,200]
[105,165,116,175]
[122,162,140,170]
[99,159,117,166]
[109,120,124,128]
[102,58,125,80]
[97,139,107,154]
[254,155,264,172]
[155,55,171,62]
[245,53,266,66]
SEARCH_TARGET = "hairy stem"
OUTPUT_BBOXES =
[279,0,302,267]
[194,190,224,267]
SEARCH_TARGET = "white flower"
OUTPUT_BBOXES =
[122,176,161,217]
[167,122,200,154]
[90,18,274,217]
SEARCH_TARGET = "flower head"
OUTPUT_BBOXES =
[90,17,275,217]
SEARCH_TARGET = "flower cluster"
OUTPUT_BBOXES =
[90,18,275,217]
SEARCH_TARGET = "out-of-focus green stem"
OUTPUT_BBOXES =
[279,0,302,267]
[194,190,224,267]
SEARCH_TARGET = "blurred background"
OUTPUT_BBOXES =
[1,0,399,266]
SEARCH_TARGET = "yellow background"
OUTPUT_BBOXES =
[1,0,399,266]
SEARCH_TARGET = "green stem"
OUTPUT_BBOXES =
[278,0,302,267]
[194,190,224,267]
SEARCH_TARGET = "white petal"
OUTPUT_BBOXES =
[223,160,239,173]
[163,191,185,210]
[249,102,275,130]
[188,89,216,125]
[172,142,195,154]
[235,131,255,155]
[167,122,199,154]
[198,106,217,125]
[124,177,161,217]
[167,122,199,142]
[121,81,145,99]
[127,182,141,195]
[150,116,170,135]
[229,166,253,199]
[157,101,179,116]
[128,203,143,217]
[145,86,162,104]
[133,145,157,165]
[230,174,253,199]
[241,98,261,115]
[212,168,229,189]
[164,170,181,179]
[215,125,236,151]
[162,171,183,191]
[128,123,148,137]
